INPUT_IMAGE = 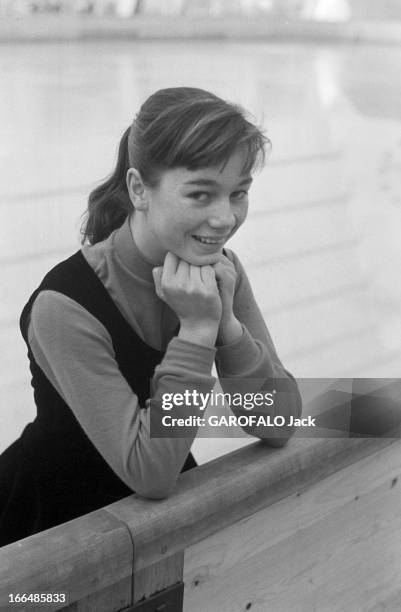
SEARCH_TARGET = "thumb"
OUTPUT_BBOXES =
[152,266,164,300]
[212,260,223,276]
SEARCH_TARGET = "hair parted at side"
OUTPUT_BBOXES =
[81,87,270,245]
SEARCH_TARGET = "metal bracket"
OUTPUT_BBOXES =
[127,582,184,612]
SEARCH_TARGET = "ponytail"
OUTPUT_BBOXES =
[81,127,132,245]
[81,87,268,245]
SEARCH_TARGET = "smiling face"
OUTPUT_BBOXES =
[127,149,252,266]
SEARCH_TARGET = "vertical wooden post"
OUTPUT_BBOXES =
[133,553,184,603]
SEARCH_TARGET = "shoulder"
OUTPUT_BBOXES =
[38,251,84,288]
[31,289,88,321]
[29,290,112,350]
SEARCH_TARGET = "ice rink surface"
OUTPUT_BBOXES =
[1,39,400,455]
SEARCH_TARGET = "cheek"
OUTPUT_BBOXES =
[162,215,189,246]
[235,204,248,227]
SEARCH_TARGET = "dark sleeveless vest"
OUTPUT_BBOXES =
[0,250,195,547]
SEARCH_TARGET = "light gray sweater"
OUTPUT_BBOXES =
[27,217,301,498]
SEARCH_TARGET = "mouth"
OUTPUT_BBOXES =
[192,235,228,246]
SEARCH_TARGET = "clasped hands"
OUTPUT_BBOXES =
[152,252,242,347]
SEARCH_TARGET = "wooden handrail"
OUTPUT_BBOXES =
[0,509,133,609]
[0,434,398,610]
[105,435,398,572]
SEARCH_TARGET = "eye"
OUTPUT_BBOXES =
[231,190,249,201]
[187,191,211,203]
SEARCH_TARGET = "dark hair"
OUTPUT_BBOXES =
[81,87,269,245]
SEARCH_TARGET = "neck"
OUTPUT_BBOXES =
[129,213,165,266]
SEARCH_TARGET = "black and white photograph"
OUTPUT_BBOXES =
[1,1,401,610]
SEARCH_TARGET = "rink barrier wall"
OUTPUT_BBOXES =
[0,432,400,610]
[1,16,401,45]
[2,141,401,453]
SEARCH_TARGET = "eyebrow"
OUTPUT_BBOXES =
[184,177,253,187]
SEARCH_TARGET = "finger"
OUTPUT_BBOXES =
[176,258,190,283]
[199,265,215,284]
[152,266,164,299]
[212,261,224,281]
[152,266,162,283]
[189,264,202,285]
[213,257,235,276]
[152,266,162,291]
[202,267,219,294]
[162,252,179,280]
[213,251,228,265]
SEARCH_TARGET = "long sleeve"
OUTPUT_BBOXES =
[215,249,302,446]
[28,290,216,499]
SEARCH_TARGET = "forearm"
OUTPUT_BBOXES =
[228,370,302,446]
[28,291,216,499]
[142,336,217,496]
[216,325,302,445]
[178,320,218,348]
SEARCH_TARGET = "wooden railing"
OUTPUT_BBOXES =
[1,412,400,611]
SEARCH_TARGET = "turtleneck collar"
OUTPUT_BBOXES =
[113,215,155,283]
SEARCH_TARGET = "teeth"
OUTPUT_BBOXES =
[193,236,222,245]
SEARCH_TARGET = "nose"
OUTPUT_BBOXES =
[207,198,236,230]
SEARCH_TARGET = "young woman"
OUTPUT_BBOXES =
[0,87,302,548]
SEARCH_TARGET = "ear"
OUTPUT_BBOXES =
[126,168,149,211]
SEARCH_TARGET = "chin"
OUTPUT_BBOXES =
[186,252,222,266]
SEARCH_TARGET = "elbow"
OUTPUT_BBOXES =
[133,478,177,501]
[261,435,292,448]
[247,425,295,448]
[121,461,177,500]
[259,416,299,448]
[260,422,296,447]
[122,449,179,500]
[136,488,171,500]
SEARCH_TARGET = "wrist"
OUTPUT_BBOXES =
[179,320,219,348]
[217,316,243,345]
